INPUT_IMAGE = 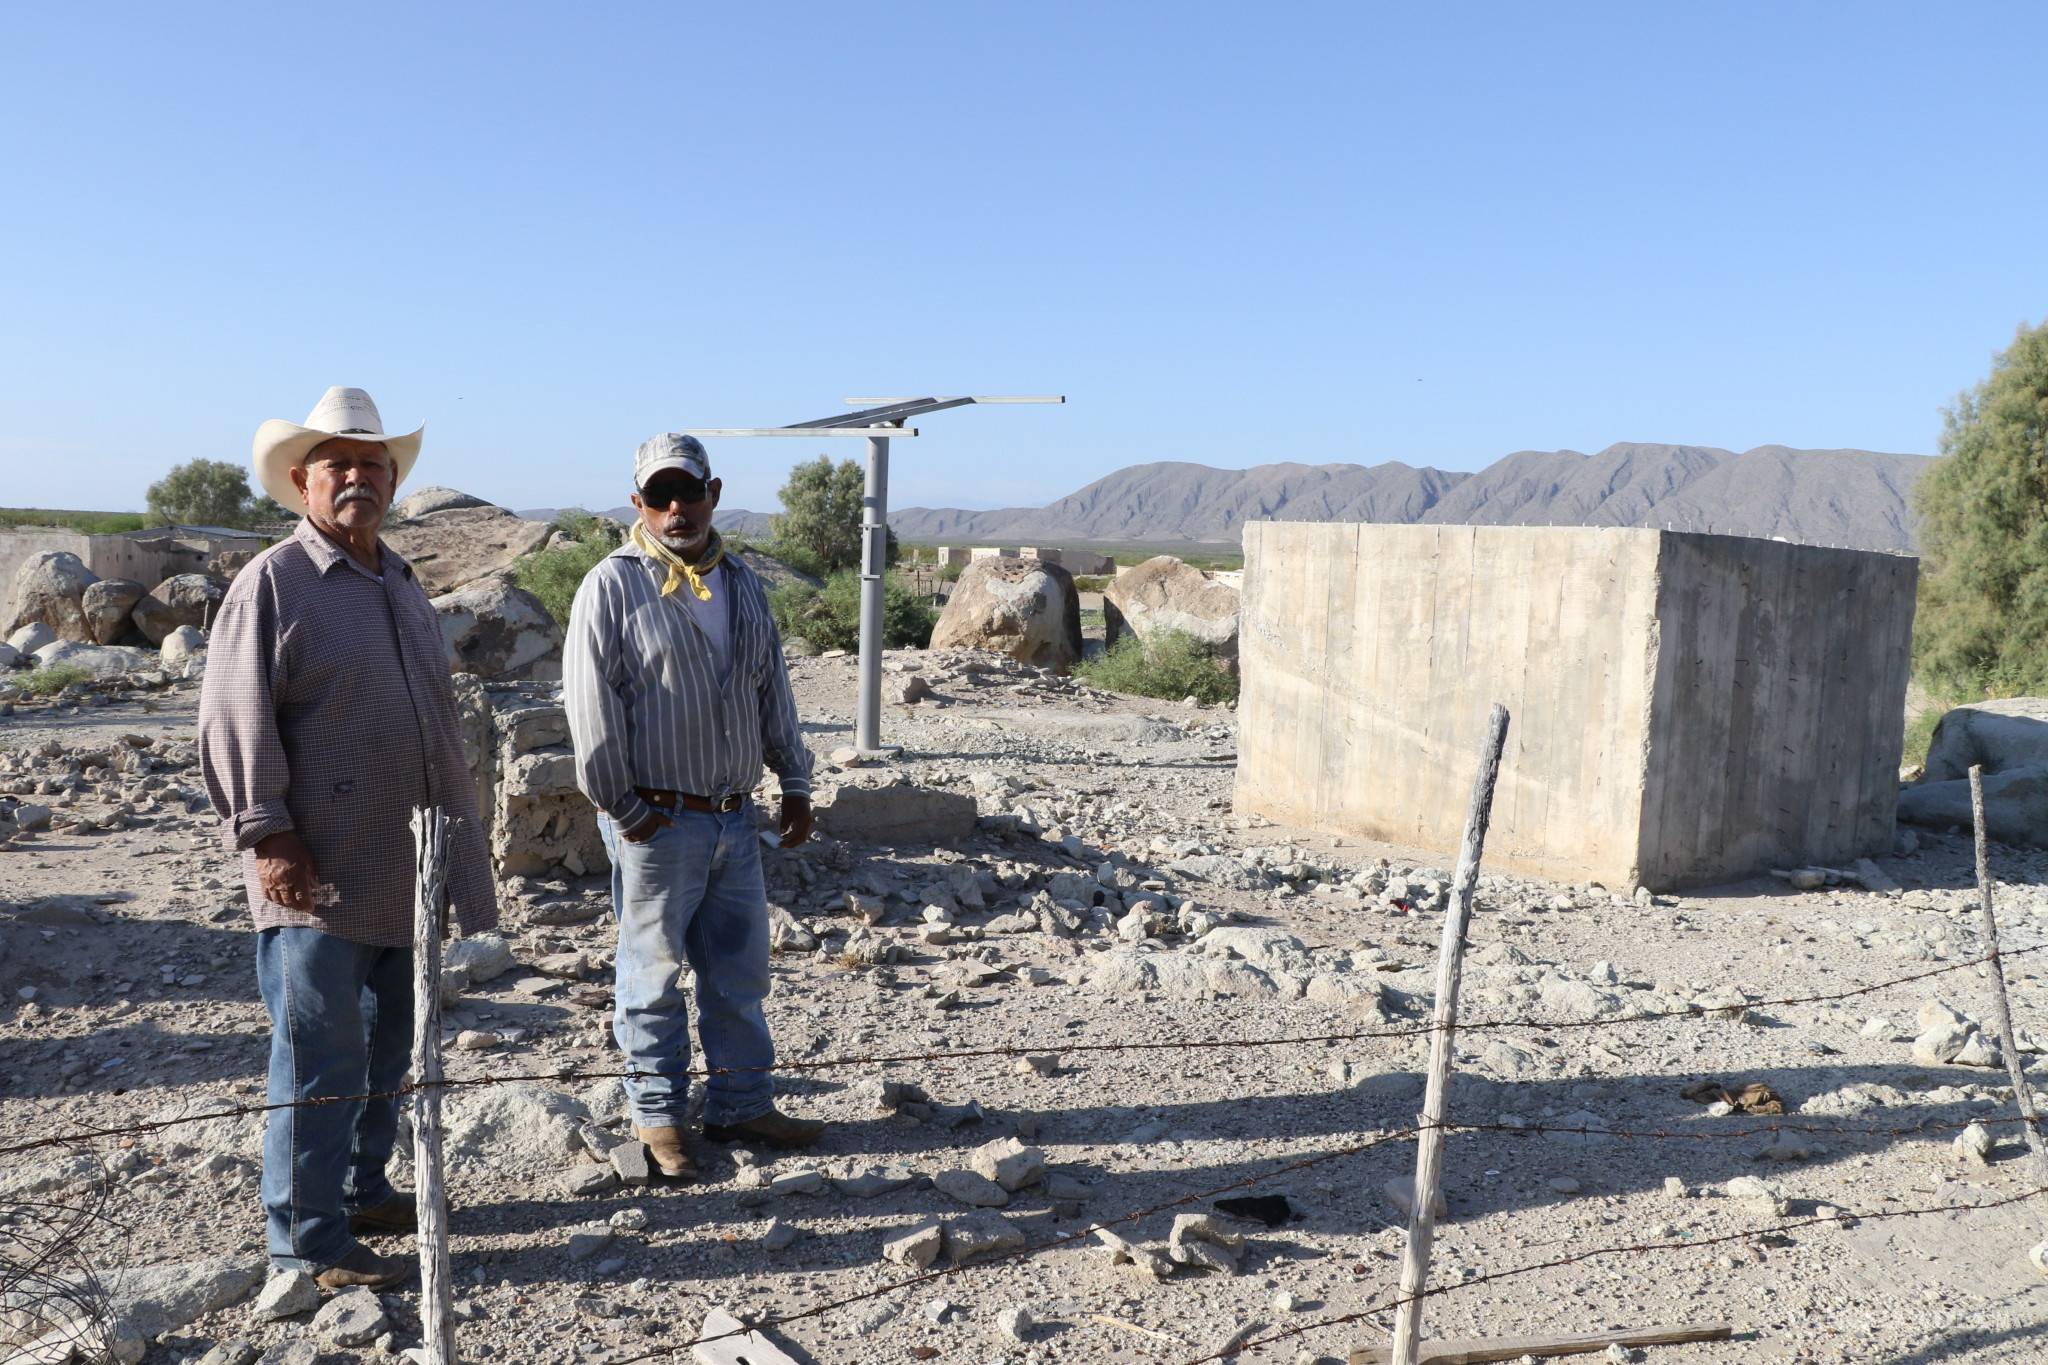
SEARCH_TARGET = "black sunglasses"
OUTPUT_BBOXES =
[639,478,708,509]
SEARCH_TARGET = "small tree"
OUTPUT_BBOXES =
[146,458,276,528]
[770,456,897,574]
[1913,320,2048,696]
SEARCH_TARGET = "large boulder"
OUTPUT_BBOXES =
[1102,555,1241,672]
[160,624,207,675]
[395,485,495,519]
[929,557,1082,670]
[1900,764,2048,845]
[431,575,563,681]
[132,573,228,644]
[80,577,147,644]
[33,639,157,678]
[8,622,57,656]
[8,551,99,642]
[1900,700,2048,846]
[1922,699,2048,781]
[383,506,552,595]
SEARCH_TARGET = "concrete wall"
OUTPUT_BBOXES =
[1234,523,1916,890]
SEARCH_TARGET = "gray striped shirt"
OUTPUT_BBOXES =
[563,539,812,832]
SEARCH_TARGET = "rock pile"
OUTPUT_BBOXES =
[5,552,229,674]
[455,678,609,880]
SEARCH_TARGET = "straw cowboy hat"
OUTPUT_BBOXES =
[251,386,424,516]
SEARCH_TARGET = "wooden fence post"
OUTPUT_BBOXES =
[1390,705,1511,1365]
[1966,767,2048,1274]
[411,806,456,1365]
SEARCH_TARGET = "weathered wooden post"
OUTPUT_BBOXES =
[1966,767,2048,1275]
[1390,705,1510,1365]
[411,806,456,1365]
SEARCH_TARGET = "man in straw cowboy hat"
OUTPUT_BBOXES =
[199,386,497,1288]
[563,433,819,1180]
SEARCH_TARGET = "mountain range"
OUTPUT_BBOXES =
[527,442,1933,555]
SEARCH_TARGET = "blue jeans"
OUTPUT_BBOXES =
[598,803,776,1127]
[255,927,412,1272]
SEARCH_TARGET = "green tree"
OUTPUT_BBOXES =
[1913,320,2048,696]
[770,456,897,574]
[145,458,277,528]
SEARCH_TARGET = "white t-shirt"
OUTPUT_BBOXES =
[679,564,730,674]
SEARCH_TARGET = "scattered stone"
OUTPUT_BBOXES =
[610,1140,655,1186]
[945,1212,1027,1264]
[453,1029,502,1051]
[832,1165,918,1199]
[1547,1176,1582,1195]
[934,1167,1010,1207]
[760,1218,800,1251]
[444,932,516,984]
[1724,1176,1790,1217]
[567,1163,619,1196]
[768,1169,827,1198]
[1955,1121,1995,1166]
[884,1221,945,1269]
[312,1286,389,1346]
[250,1269,319,1321]
[996,1305,1035,1342]
[968,1136,1046,1192]
[196,1341,260,1365]
[1094,1226,1176,1279]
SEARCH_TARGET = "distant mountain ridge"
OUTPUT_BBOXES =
[523,441,1933,554]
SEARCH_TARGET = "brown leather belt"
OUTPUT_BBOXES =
[636,786,746,813]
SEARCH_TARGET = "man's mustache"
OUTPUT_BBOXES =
[337,487,380,506]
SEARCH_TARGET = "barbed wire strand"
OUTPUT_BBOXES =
[1182,1183,2048,1363]
[6,941,2039,1160]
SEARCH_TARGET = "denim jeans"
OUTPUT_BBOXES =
[254,926,412,1272]
[597,803,776,1127]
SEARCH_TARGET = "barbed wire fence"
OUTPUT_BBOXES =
[5,930,2045,1362]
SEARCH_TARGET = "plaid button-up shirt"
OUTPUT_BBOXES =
[563,540,813,832]
[198,519,498,946]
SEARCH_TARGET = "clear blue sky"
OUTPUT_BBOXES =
[3,4,2043,517]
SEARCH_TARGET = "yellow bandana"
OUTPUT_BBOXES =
[631,522,725,602]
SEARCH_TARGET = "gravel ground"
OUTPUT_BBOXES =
[4,653,2048,1365]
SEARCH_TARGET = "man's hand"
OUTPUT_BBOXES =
[253,830,317,910]
[621,809,673,844]
[777,794,813,848]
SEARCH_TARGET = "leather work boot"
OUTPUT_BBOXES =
[348,1192,417,1236]
[633,1124,700,1180]
[314,1244,415,1290]
[701,1108,825,1150]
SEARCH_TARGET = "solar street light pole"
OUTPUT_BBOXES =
[685,396,1062,762]
[855,428,893,754]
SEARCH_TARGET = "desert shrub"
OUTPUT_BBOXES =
[21,664,92,696]
[511,512,622,628]
[1074,630,1237,705]
[1070,575,1111,593]
[770,570,936,652]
